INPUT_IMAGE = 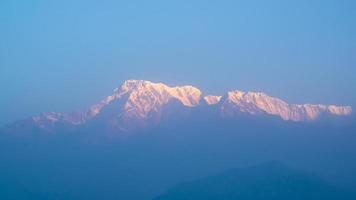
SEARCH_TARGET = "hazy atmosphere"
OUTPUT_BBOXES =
[1,0,356,125]
[1,1,356,200]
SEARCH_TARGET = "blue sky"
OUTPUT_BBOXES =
[1,0,355,125]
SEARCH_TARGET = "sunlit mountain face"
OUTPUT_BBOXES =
[2,80,352,135]
[0,80,355,200]
[2,0,356,198]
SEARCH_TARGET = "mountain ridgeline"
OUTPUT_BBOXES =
[2,80,353,135]
[0,80,356,200]
[154,162,356,200]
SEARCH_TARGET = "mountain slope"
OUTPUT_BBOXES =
[2,80,352,134]
[220,90,352,121]
[154,162,356,200]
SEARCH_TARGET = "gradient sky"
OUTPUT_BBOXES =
[1,0,356,125]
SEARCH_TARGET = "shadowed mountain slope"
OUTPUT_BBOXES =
[154,162,356,200]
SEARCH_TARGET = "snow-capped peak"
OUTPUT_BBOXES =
[88,80,202,120]
[221,90,352,121]
[204,95,222,105]
[12,80,353,133]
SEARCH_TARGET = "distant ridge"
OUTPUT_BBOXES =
[3,80,352,133]
[154,162,356,200]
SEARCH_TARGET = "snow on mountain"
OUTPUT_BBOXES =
[204,95,222,105]
[221,90,352,121]
[87,80,202,120]
[5,80,352,133]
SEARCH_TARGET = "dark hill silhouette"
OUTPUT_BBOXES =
[154,162,356,200]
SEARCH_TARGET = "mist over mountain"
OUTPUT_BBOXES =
[154,162,356,200]
[0,80,355,200]
[2,80,353,135]
[2,0,356,199]
[1,116,356,199]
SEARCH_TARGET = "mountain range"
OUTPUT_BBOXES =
[1,80,356,200]
[3,80,352,134]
